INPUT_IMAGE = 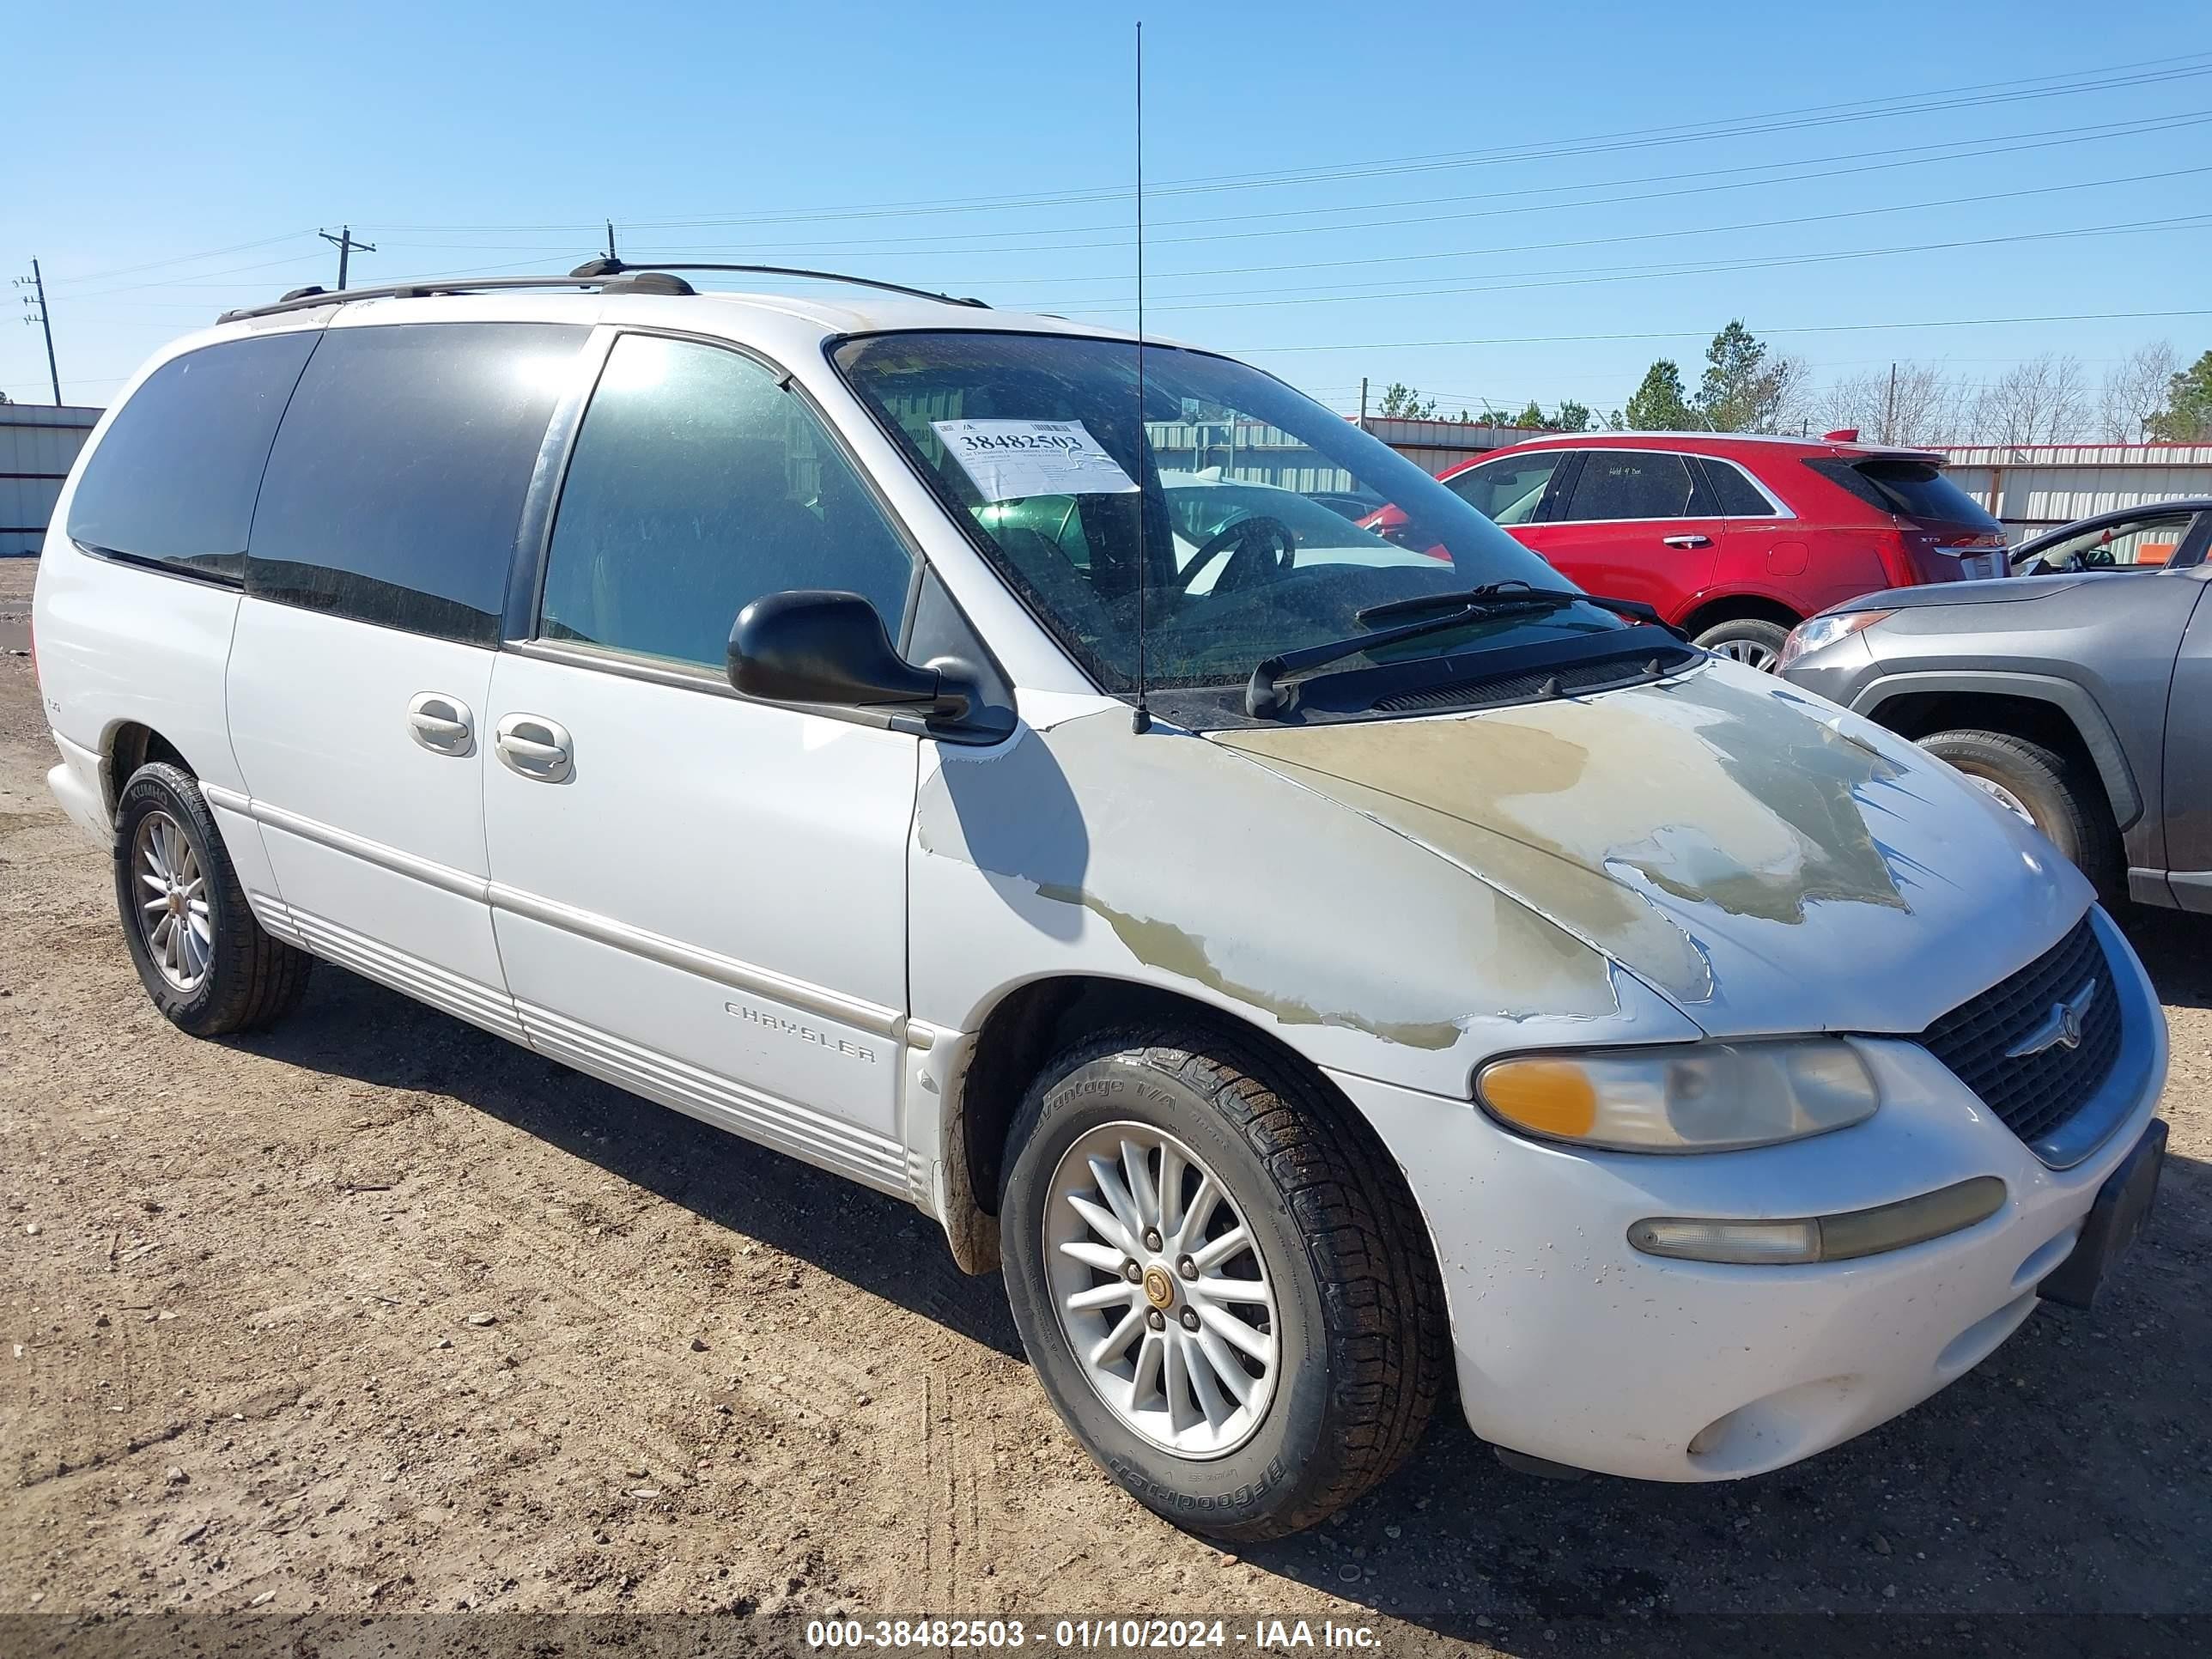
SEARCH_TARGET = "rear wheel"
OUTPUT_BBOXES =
[113,763,312,1036]
[999,1025,1446,1540]
[1917,728,2120,896]
[1694,617,1791,672]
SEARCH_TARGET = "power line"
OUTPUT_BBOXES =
[319,226,376,291]
[43,231,316,289]
[349,52,2212,236]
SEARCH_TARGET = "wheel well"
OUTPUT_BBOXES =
[105,723,193,810]
[957,975,1362,1218]
[1867,690,2106,793]
[1680,594,1801,637]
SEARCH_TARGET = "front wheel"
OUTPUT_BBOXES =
[999,1026,1446,1540]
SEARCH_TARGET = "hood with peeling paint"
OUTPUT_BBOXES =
[1210,659,2091,1039]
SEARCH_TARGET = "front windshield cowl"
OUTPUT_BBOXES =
[831,330,1636,710]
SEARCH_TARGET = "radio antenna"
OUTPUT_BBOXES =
[1130,19,1153,735]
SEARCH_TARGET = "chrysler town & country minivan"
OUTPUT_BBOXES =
[33,268,2169,1539]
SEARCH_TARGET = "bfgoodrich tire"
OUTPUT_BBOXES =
[112,762,312,1036]
[1917,727,2121,896]
[999,1025,1446,1540]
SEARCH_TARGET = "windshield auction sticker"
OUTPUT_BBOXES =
[931,418,1139,502]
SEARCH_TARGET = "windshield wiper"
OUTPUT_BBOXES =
[1356,580,1670,629]
[1245,582,1681,719]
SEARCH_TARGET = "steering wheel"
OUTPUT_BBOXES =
[1175,514,1296,597]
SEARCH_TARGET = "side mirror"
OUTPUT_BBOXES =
[728,590,975,722]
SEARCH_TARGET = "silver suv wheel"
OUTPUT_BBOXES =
[1042,1121,1279,1459]
[132,809,213,993]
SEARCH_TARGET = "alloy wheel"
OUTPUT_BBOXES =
[133,810,213,993]
[1710,638,1780,672]
[1042,1121,1279,1459]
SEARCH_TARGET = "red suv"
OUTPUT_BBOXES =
[1374,431,2008,670]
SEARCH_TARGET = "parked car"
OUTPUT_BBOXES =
[34,273,2166,1540]
[1370,431,2007,669]
[1781,501,2212,909]
[2008,498,2212,575]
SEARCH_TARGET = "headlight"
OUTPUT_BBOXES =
[1477,1040,1879,1152]
[1777,608,1893,671]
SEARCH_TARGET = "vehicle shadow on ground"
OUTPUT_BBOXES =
[228,968,1026,1361]
[2118,903,2212,1012]
[234,939,2209,1650]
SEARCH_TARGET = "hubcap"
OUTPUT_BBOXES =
[133,811,212,993]
[1966,772,2038,826]
[1042,1121,1279,1460]
[1711,638,1779,672]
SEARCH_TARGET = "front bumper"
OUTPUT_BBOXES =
[1334,910,2167,1482]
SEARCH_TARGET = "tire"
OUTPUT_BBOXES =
[999,1024,1447,1540]
[1917,728,2121,896]
[112,762,312,1036]
[1693,617,1791,672]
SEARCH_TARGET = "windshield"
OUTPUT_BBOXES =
[834,331,1616,691]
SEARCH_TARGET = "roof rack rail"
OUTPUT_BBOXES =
[568,257,988,308]
[216,270,696,325]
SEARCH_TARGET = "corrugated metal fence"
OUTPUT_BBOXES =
[1,404,100,557]
[1933,443,2212,538]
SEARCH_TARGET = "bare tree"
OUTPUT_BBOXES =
[2097,342,2177,443]
[1966,353,2088,446]
[1810,362,1967,446]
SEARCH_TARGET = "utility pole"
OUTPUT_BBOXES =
[1358,376,1369,431]
[605,220,618,262]
[15,259,61,406]
[1881,362,1899,444]
[319,225,376,291]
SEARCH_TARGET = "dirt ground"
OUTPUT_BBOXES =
[2,556,2207,1654]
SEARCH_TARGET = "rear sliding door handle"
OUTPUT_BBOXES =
[406,692,475,756]
[1662,533,1712,550]
[495,714,574,783]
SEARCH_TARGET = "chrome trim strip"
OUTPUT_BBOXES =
[2031,907,2163,1170]
[487,881,906,1041]
[517,1000,909,1195]
[215,790,910,1042]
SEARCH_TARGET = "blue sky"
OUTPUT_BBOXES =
[9,1,2210,417]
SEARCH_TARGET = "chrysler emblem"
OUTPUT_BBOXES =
[2005,977,2098,1060]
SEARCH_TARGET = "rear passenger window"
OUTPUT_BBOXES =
[1698,459,1778,517]
[537,334,918,672]
[1564,452,1718,521]
[66,331,319,580]
[247,322,587,645]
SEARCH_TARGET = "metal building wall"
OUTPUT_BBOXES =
[1933,443,2212,538]
[1,404,101,557]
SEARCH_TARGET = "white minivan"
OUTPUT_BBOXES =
[33,268,2169,1539]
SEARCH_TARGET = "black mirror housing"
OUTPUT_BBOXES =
[728,590,973,721]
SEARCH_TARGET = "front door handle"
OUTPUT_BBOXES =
[406,692,475,756]
[495,714,574,783]
[1662,533,1712,550]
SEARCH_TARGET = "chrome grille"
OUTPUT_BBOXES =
[1915,915,2121,1154]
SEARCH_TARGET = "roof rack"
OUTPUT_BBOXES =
[568,257,988,308]
[216,270,696,325]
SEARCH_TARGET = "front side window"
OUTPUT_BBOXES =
[835,331,1612,693]
[1562,451,1717,522]
[67,331,319,580]
[247,321,589,645]
[538,335,918,671]
[2016,511,2198,573]
[1446,452,1565,525]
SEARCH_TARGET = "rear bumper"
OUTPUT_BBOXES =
[46,730,110,848]
[1332,916,2167,1482]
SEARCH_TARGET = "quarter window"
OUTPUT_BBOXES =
[66,331,320,580]
[1563,451,1718,521]
[538,334,917,671]
[246,322,588,645]
[1698,458,1779,517]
